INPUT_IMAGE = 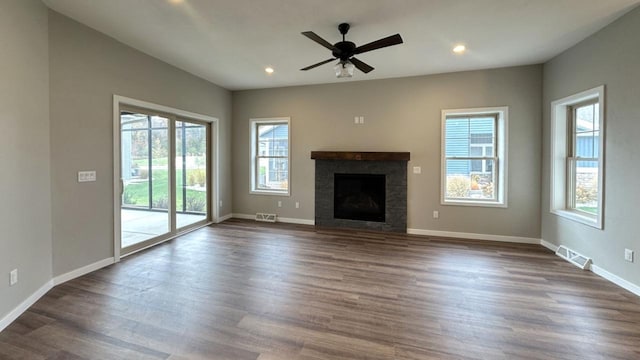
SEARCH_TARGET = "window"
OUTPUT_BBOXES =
[250,117,290,195]
[441,107,508,206]
[550,86,604,228]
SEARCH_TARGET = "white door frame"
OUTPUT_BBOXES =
[112,95,220,262]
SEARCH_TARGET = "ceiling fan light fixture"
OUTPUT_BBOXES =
[334,61,355,78]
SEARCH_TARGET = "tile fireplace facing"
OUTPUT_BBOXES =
[311,151,409,233]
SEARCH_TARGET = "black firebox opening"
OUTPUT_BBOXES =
[334,173,386,222]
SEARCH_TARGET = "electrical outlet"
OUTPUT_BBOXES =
[277,201,282,208]
[10,269,18,286]
[625,249,634,262]
[219,200,223,208]
[295,202,300,209]
[433,211,439,219]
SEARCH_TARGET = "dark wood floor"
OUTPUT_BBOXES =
[2,219,640,359]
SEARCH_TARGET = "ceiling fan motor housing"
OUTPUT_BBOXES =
[334,23,354,63]
[333,41,356,62]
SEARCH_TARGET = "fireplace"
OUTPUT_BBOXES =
[334,173,386,222]
[311,151,409,233]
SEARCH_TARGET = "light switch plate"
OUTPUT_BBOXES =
[413,166,422,174]
[78,170,96,182]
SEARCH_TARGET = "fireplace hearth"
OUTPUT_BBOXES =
[311,151,409,233]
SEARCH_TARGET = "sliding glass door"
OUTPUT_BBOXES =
[175,120,208,229]
[119,107,210,254]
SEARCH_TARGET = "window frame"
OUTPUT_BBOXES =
[250,117,291,196]
[550,86,605,229]
[440,107,508,207]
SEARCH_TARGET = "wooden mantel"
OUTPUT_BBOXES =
[310,151,410,161]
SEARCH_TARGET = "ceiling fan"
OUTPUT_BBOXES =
[300,23,403,78]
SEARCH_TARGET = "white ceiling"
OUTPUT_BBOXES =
[43,0,639,91]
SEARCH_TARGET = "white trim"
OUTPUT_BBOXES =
[112,98,121,262]
[0,257,114,332]
[53,257,115,286]
[212,121,220,223]
[277,217,315,225]
[540,239,639,297]
[249,190,290,196]
[113,95,220,262]
[407,228,539,244]
[591,265,640,297]
[113,95,218,122]
[250,117,291,196]
[0,280,53,332]
[437,200,508,208]
[216,213,233,223]
[440,106,508,207]
[552,209,600,228]
[232,213,314,225]
[540,239,559,252]
[549,85,605,229]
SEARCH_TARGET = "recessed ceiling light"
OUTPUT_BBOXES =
[168,0,184,4]
[453,45,466,54]
[265,67,274,74]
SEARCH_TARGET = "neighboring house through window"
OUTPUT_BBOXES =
[550,86,604,228]
[250,117,290,195]
[441,107,508,207]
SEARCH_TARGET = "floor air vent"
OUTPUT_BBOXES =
[556,245,592,270]
[255,213,277,223]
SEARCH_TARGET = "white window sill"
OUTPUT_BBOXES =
[441,199,506,208]
[551,209,602,229]
[250,189,290,196]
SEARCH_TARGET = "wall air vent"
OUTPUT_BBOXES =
[555,245,592,270]
[255,213,277,223]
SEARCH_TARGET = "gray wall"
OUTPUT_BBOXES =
[233,65,542,238]
[542,6,640,284]
[0,0,52,319]
[49,11,232,276]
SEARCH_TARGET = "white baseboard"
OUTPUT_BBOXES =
[541,239,639,297]
[590,265,640,297]
[216,213,233,223]
[540,239,559,252]
[53,257,114,286]
[276,217,315,225]
[232,213,254,220]
[407,228,540,244]
[0,280,54,332]
[0,257,115,332]
[232,213,314,225]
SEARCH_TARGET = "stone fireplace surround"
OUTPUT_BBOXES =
[311,151,409,233]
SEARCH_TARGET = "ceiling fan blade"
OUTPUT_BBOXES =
[350,57,374,73]
[354,34,403,55]
[300,58,336,71]
[301,31,339,52]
